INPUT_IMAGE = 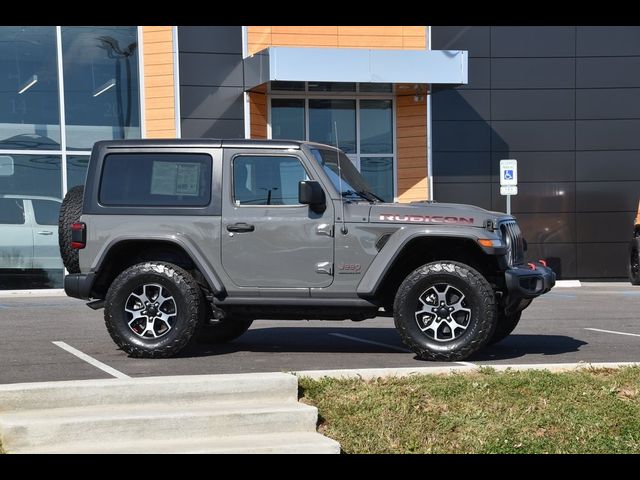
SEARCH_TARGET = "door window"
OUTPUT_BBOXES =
[233,156,309,206]
[0,198,25,225]
[32,199,61,226]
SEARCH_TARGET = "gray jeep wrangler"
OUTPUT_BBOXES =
[60,139,555,361]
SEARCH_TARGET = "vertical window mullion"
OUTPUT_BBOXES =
[56,26,68,196]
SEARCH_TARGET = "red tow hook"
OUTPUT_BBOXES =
[527,262,537,270]
[538,259,547,267]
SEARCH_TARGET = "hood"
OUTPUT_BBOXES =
[369,201,510,228]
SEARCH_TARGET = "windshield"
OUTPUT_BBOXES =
[310,148,382,202]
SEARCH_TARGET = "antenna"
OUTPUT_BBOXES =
[334,121,348,235]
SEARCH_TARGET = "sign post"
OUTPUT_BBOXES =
[499,159,518,215]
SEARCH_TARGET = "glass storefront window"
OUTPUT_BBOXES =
[309,99,356,154]
[62,26,141,150]
[271,99,305,140]
[308,82,356,92]
[0,154,63,289]
[0,27,61,150]
[67,155,89,189]
[0,26,141,290]
[361,157,394,202]
[360,100,393,154]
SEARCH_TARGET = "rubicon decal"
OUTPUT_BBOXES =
[379,214,474,224]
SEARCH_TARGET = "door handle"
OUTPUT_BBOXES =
[226,223,255,233]
[37,231,53,236]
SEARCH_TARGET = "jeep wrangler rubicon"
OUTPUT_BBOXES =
[60,139,555,361]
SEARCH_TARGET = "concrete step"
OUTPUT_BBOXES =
[0,373,297,412]
[0,401,319,451]
[14,432,341,454]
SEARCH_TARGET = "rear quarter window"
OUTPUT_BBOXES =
[99,153,212,207]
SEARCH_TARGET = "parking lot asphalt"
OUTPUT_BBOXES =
[0,283,639,385]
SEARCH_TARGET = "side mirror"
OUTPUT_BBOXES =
[298,180,326,213]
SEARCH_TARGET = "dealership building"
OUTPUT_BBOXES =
[0,25,638,289]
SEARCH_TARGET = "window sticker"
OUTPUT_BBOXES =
[151,162,201,196]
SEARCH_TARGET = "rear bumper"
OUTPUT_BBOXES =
[505,263,556,299]
[64,273,95,300]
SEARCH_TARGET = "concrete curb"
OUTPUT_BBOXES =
[292,361,640,380]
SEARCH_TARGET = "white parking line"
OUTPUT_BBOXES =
[329,333,477,367]
[52,341,130,379]
[584,328,640,338]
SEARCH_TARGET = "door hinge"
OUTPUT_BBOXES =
[316,223,334,237]
[316,261,333,275]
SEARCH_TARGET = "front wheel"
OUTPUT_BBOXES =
[393,261,497,361]
[104,261,205,358]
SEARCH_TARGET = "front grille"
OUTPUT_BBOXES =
[501,221,525,267]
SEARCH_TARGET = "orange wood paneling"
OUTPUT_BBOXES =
[142,26,177,138]
[396,94,428,202]
[249,92,268,139]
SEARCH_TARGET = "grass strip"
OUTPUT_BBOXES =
[299,366,640,453]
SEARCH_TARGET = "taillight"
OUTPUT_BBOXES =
[71,222,86,249]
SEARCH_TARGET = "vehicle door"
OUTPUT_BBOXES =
[0,197,33,269]
[221,149,334,289]
[29,198,63,270]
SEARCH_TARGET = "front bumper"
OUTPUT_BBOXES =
[64,273,95,300]
[505,262,556,299]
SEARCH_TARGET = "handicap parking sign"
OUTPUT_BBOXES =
[499,159,517,186]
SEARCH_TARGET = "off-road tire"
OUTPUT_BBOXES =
[488,310,522,345]
[393,261,497,361]
[196,315,254,344]
[104,261,204,358]
[58,185,84,274]
[629,239,640,285]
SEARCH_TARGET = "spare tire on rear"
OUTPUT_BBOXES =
[58,185,84,274]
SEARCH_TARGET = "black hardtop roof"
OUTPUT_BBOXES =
[93,138,340,151]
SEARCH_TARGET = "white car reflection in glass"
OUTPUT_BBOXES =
[0,195,63,270]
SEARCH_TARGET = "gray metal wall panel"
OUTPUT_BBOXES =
[430,26,490,57]
[432,89,491,121]
[577,26,640,57]
[576,89,640,120]
[516,213,576,244]
[432,152,491,183]
[180,86,244,120]
[577,120,640,150]
[491,58,575,89]
[177,26,242,54]
[491,26,576,58]
[577,212,636,243]
[490,152,575,183]
[577,151,640,182]
[432,121,491,152]
[577,243,628,278]
[179,52,243,87]
[432,182,492,211]
[576,181,640,213]
[491,182,575,213]
[178,26,245,140]
[181,118,245,139]
[491,90,575,121]
[457,58,491,90]
[577,57,640,88]
[490,121,575,151]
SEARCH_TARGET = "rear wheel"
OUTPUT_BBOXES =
[488,311,522,345]
[104,261,204,358]
[393,261,497,362]
[58,185,84,274]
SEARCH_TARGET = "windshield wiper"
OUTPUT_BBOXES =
[341,190,381,203]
